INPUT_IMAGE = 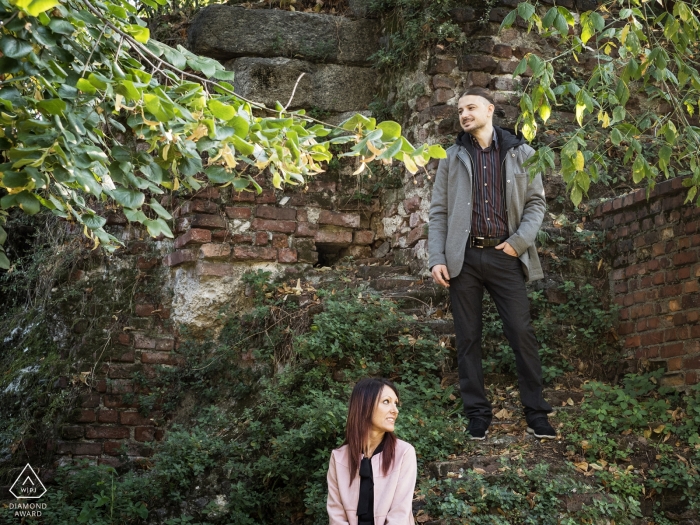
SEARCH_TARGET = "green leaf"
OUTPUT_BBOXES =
[81,213,107,229]
[110,187,145,208]
[144,218,173,238]
[16,191,41,215]
[632,155,646,183]
[554,13,569,35]
[76,78,97,95]
[16,0,60,16]
[0,251,9,269]
[571,185,582,207]
[0,226,6,245]
[213,69,236,81]
[209,99,236,121]
[143,94,171,121]
[1,171,32,189]
[230,116,249,138]
[500,9,517,30]
[377,121,402,141]
[377,139,404,160]
[205,166,235,184]
[513,57,528,77]
[0,37,33,59]
[127,24,150,44]
[231,135,255,156]
[427,144,447,159]
[149,198,172,220]
[517,2,535,21]
[610,128,623,146]
[340,113,376,131]
[124,208,148,223]
[36,98,66,116]
[658,145,672,176]
[49,19,75,35]
[87,73,108,90]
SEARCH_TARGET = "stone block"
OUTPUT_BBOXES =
[135,427,155,442]
[294,238,318,263]
[232,246,278,260]
[230,57,376,113]
[407,224,428,247]
[140,352,180,365]
[85,426,130,439]
[319,210,361,228]
[496,60,518,74]
[431,88,455,105]
[493,44,513,58]
[490,76,519,91]
[294,222,318,237]
[196,261,236,277]
[189,5,380,66]
[57,442,103,455]
[98,409,118,423]
[403,196,421,213]
[251,218,297,233]
[458,55,497,73]
[256,206,297,221]
[174,229,212,249]
[427,57,456,75]
[225,206,252,219]
[199,243,231,259]
[432,75,456,90]
[353,230,375,245]
[278,248,298,263]
[449,7,476,23]
[315,230,353,245]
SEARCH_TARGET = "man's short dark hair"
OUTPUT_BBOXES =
[460,88,495,106]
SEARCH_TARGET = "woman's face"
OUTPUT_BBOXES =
[370,385,399,434]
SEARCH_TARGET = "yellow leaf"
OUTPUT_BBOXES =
[575,150,585,171]
[644,429,652,439]
[494,408,512,419]
[653,424,665,433]
[538,103,551,123]
[473,468,486,475]
[574,462,589,471]
[403,155,418,174]
[575,103,586,126]
[590,463,603,471]
[353,162,367,175]
[186,124,209,142]
[566,397,574,406]
[367,141,383,156]
[620,24,630,45]
[521,121,537,142]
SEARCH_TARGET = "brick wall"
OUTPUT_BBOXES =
[593,177,700,388]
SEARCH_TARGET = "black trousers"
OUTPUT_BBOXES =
[449,244,552,424]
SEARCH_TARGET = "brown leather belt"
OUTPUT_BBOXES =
[470,236,507,248]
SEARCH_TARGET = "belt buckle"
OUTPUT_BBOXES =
[472,236,485,249]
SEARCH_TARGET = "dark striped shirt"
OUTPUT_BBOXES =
[470,131,507,238]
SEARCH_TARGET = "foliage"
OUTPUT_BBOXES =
[368,0,467,75]
[420,460,642,524]
[481,279,620,382]
[0,0,446,269]
[501,0,700,207]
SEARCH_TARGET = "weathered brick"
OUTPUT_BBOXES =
[103,394,138,409]
[225,206,252,219]
[660,373,686,387]
[407,224,429,247]
[432,88,455,105]
[353,230,375,245]
[254,231,269,246]
[318,210,361,228]
[108,364,141,379]
[686,370,699,385]
[177,199,218,217]
[315,230,353,245]
[660,343,684,358]
[178,214,226,231]
[140,352,180,365]
[134,334,156,350]
[624,335,641,348]
[254,189,275,204]
[120,411,154,426]
[468,71,491,88]
[493,44,513,58]
[232,233,253,244]
[458,54,497,72]
[79,394,101,408]
[174,228,212,249]
[232,246,278,261]
[250,218,296,233]
[134,427,155,442]
[136,256,159,270]
[62,426,85,440]
[307,181,337,193]
[196,261,236,277]
[432,75,456,90]
[278,248,297,263]
[685,355,700,370]
[57,442,103,455]
[75,409,96,423]
[271,234,288,249]
[673,250,698,266]
[85,426,130,439]
[295,222,318,237]
[155,338,174,351]
[428,58,456,75]
[640,331,664,346]
[163,249,197,267]
[199,243,231,259]
[231,191,256,203]
[193,187,220,200]
[98,409,118,423]
[255,206,297,221]
[107,379,134,394]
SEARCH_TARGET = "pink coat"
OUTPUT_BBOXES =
[327,439,417,525]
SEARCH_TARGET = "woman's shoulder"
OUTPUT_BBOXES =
[330,443,350,466]
[395,438,416,456]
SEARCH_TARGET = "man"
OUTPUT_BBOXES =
[428,87,554,440]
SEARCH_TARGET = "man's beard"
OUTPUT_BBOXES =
[461,119,484,134]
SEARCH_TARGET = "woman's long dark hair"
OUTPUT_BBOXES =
[343,378,399,482]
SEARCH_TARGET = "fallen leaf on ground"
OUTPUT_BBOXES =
[574,462,589,471]
[494,408,512,420]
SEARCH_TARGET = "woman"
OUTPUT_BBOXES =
[327,378,417,525]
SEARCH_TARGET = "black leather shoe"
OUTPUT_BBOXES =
[467,418,490,440]
[527,417,557,439]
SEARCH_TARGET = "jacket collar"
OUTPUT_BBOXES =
[457,125,526,166]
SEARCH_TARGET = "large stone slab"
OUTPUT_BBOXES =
[188,5,380,66]
[229,57,377,113]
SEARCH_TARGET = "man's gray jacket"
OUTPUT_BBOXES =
[428,126,546,282]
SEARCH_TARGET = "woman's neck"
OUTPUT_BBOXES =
[365,430,385,457]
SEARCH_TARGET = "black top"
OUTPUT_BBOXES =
[357,437,386,525]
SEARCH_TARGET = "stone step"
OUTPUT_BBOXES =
[356,265,411,279]
[379,287,449,306]
[413,319,455,335]
[369,275,424,291]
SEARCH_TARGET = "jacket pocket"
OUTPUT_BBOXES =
[514,171,528,177]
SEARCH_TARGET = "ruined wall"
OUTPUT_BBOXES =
[593,178,700,389]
